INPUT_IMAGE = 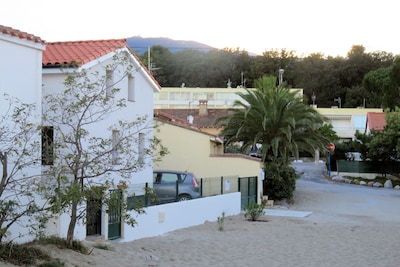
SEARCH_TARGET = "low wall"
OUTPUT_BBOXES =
[120,192,241,242]
[332,171,382,179]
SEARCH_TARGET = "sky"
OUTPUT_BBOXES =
[2,0,399,57]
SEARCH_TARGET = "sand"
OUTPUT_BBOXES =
[3,162,400,267]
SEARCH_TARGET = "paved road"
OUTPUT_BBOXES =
[290,161,400,224]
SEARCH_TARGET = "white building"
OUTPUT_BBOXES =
[41,39,161,241]
[0,25,45,243]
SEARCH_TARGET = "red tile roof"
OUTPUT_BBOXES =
[366,112,386,132]
[154,108,233,128]
[42,39,127,67]
[0,25,45,44]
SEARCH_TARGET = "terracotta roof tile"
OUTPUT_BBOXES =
[42,39,127,67]
[366,112,386,131]
[155,108,232,128]
[0,25,45,44]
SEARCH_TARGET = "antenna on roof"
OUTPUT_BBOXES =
[147,47,161,74]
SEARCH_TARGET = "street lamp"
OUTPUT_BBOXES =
[311,92,316,106]
[334,97,342,108]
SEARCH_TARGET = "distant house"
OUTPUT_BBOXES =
[0,25,46,243]
[42,39,161,241]
[155,87,383,142]
[154,106,262,196]
[155,100,232,136]
[365,112,386,134]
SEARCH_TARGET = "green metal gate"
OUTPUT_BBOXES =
[238,176,257,209]
[108,189,122,240]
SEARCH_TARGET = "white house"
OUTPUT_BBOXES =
[0,25,46,243]
[41,39,161,241]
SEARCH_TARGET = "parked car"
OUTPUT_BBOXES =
[153,170,201,203]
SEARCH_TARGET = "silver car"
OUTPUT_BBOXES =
[153,170,201,203]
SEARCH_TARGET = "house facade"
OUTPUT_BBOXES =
[0,25,46,243]
[154,110,263,202]
[317,108,383,141]
[41,39,161,241]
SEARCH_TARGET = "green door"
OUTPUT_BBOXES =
[108,189,122,240]
[239,176,257,209]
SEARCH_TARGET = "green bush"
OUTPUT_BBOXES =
[263,162,296,200]
[0,242,50,266]
[244,201,265,221]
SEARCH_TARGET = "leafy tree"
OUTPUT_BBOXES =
[363,67,397,109]
[169,49,207,87]
[140,45,175,86]
[368,108,400,161]
[317,123,339,143]
[343,85,369,108]
[353,130,375,160]
[250,49,298,86]
[292,54,344,108]
[389,56,400,106]
[341,45,374,88]
[42,52,166,246]
[216,76,329,199]
[0,95,47,243]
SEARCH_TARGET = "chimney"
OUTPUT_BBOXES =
[199,100,208,116]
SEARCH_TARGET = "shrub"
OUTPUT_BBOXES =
[93,243,114,251]
[244,201,265,221]
[217,212,225,231]
[0,242,50,266]
[263,162,296,200]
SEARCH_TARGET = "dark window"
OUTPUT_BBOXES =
[42,126,54,165]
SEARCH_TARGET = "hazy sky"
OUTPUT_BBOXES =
[2,0,399,57]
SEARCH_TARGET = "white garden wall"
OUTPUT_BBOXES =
[119,192,241,242]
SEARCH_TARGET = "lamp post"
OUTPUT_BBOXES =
[278,69,284,86]
[334,97,342,108]
[311,92,316,106]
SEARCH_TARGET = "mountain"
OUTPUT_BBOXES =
[126,36,215,55]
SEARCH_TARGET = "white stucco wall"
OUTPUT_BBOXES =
[0,32,45,243]
[120,192,241,242]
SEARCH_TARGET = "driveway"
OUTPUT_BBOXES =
[290,161,400,224]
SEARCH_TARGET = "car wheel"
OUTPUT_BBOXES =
[178,194,192,201]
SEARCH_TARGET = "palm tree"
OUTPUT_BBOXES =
[215,76,330,199]
[217,76,329,163]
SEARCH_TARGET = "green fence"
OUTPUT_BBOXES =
[238,176,258,210]
[200,176,257,209]
[337,160,400,175]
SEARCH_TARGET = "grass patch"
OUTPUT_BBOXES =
[38,258,65,267]
[0,242,50,266]
[36,236,88,254]
[93,243,114,251]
